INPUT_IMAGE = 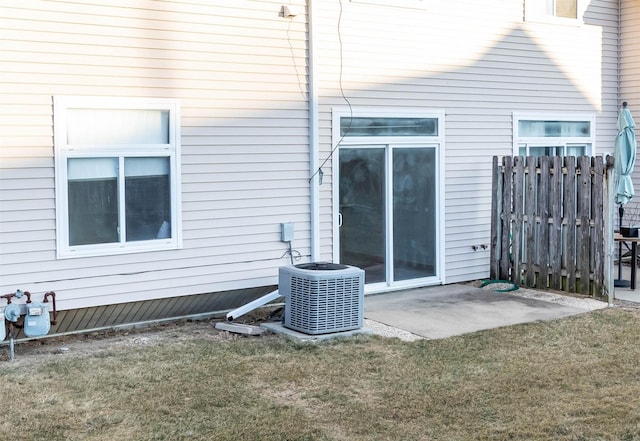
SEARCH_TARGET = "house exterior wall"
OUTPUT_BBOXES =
[0,0,310,311]
[312,0,620,283]
[621,0,640,216]
[621,0,640,106]
[0,0,622,321]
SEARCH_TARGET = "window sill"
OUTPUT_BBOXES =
[57,240,181,259]
[524,15,583,27]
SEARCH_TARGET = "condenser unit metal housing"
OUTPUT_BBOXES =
[279,262,365,335]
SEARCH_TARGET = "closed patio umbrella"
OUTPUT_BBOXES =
[614,102,637,286]
[615,102,636,206]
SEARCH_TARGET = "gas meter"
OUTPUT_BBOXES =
[23,303,50,338]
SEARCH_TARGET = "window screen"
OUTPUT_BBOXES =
[67,158,119,246]
[124,157,171,242]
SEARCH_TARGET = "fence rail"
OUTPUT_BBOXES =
[490,155,612,296]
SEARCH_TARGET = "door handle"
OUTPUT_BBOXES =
[338,212,343,227]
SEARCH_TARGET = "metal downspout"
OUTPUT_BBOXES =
[606,156,616,306]
[609,0,620,306]
[308,0,320,262]
[618,0,621,103]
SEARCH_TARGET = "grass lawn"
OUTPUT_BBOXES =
[1,307,640,440]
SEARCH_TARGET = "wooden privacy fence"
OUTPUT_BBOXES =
[490,155,614,296]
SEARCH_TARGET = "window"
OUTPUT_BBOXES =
[340,117,438,137]
[554,0,577,18]
[513,113,595,158]
[54,97,181,258]
[525,0,581,24]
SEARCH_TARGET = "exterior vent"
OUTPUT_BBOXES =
[279,262,364,335]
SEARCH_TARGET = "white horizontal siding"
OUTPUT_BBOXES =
[0,0,624,310]
[621,0,640,107]
[313,0,620,283]
[621,0,640,217]
[0,0,310,309]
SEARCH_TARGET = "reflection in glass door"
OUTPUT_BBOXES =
[339,148,386,283]
[339,146,437,286]
[392,148,436,281]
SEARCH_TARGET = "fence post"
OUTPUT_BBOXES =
[490,156,500,280]
[604,155,615,305]
[592,156,605,297]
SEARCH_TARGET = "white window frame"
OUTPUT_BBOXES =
[54,96,182,259]
[524,0,584,25]
[513,112,596,157]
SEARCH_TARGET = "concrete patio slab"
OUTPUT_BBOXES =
[613,262,640,303]
[364,284,607,340]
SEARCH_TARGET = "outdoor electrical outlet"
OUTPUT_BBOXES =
[281,222,294,242]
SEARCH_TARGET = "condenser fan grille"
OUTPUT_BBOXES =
[280,264,364,335]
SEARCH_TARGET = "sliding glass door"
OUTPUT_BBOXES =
[339,145,438,287]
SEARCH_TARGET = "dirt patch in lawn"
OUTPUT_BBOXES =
[1,283,634,364]
[0,309,280,365]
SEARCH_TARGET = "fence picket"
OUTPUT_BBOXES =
[564,157,577,292]
[538,156,551,289]
[550,156,563,290]
[525,157,537,287]
[577,156,592,294]
[512,157,525,284]
[500,156,513,280]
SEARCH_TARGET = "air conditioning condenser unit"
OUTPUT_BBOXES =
[279,262,365,335]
